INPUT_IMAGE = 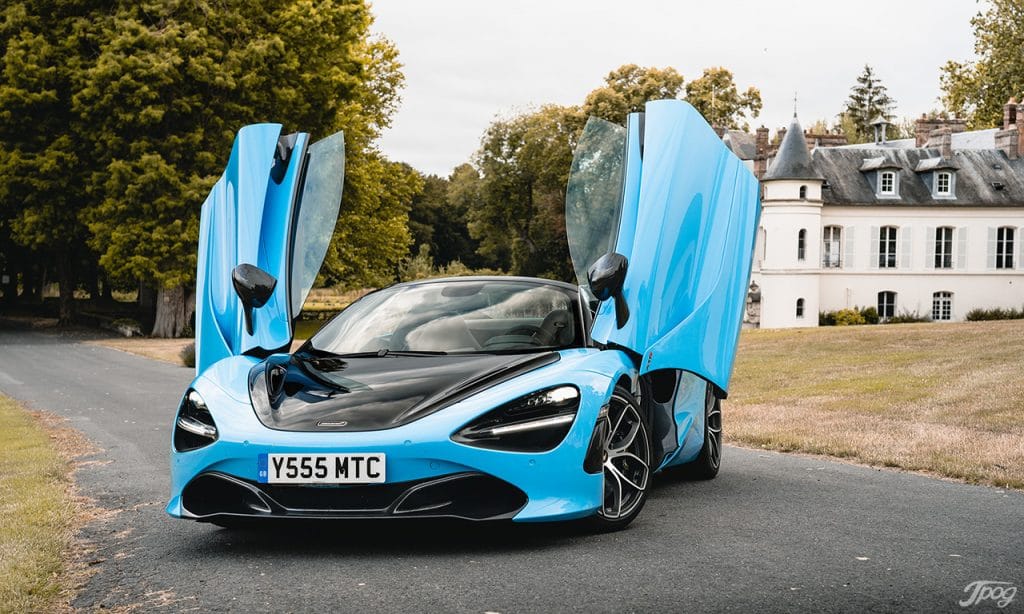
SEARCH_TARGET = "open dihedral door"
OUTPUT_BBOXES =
[566,100,760,395]
[194,124,345,375]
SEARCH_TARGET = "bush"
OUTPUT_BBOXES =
[859,306,880,324]
[885,310,930,324]
[833,308,866,326]
[966,306,1024,321]
[179,342,196,368]
[819,311,836,326]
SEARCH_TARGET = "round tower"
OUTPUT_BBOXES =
[752,114,825,328]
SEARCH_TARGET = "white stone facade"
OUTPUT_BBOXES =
[750,179,1024,328]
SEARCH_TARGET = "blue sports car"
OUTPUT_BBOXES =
[167,99,760,530]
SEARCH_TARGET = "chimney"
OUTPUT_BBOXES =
[755,126,769,156]
[915,114,932,147]
[1004,97,1018,130]
[941,130,952,159]
[996,126,1020,160]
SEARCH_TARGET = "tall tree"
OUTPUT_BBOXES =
[73,0,406,336]
[583,64,684,125]
[840,65,896,143]
[941,0,1024,128]
[470,105,583,279]
[0,0,96,323]
[685,67,762,129]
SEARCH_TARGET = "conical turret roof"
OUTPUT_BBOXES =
[764,115,822,181]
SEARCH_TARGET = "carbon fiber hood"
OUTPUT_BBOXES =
[248,350,559,432]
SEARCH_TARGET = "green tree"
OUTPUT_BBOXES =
[941,0,1024,128]
[445,163,486,268]
[0,0,97,323]
[840,65,896,143]
[583,64,684,125]
[684,67,762,129]
[72,0,406,336]
[470,105,583,278]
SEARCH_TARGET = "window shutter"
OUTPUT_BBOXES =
[900,226,913,269]
[843,226,855,269]
[869,226,879,269]
[956,227,968,270]
[987,227,997,269]
[926,227,936,269]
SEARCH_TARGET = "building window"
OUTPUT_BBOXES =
[879,171,896,196]
[935,227,954,269]
[997,227,1015,269]
[935,171,953,196]
[879,226,898,268]
[932,291,953,321]
[796,298,805,318]
[877,291,896,320]
[822,226,842,268]
[797,229,806,261]
[799,185,807,200]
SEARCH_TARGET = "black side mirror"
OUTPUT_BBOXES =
[232,264,277,335]
[587,253,629,329]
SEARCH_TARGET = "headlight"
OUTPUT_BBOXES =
[173,389,218,452]
[451,385,580,452]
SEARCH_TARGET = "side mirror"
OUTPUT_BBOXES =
[587,253,629,329]
[232,264,277,335]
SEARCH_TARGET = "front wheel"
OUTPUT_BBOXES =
[585,386,652,532]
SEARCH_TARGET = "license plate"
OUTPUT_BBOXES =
[257,453,386,484]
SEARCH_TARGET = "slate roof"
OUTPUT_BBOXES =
[813,148,1024,206]
[839,128,1000,150]
[764,116,822,180]
[722,130,756,160]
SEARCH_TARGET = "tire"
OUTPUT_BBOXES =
[678,383,722,480]
[585,386,653,532]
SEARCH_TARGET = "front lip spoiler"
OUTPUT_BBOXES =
[180,471,528,522]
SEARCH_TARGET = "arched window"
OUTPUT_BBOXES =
[797,229,807,261]
[932,291,953,321]
[799,185,807,200]
[796,298,805,318]
[877,291,896,320]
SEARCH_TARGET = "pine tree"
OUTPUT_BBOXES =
[841,65,897,143]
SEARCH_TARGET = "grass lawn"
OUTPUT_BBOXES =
[0,396,79,612]
[727,319,1024,489]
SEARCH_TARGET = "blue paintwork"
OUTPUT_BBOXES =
[194,124,309,374]
[591,100,761,394]
[167,349,635,522]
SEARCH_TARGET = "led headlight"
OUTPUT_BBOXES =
[173,389,218,452]
[452,385,580,452]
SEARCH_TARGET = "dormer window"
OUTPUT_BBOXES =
[935,171,955,197]
[879,171,897,196]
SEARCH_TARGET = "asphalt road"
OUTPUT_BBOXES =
[0,329,1021,613]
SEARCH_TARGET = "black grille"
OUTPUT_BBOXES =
[181,471,527,521]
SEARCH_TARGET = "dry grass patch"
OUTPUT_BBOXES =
[0,397,99,613]
[87,337,193,366]
[728,320,1024,488]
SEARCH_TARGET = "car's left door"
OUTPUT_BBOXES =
[194,125,345,374]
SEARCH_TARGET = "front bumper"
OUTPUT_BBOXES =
[167,350,635,522]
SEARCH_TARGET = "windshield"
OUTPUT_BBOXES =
[309,280,582,354]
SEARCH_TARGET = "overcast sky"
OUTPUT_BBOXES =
[370,0,980,176]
